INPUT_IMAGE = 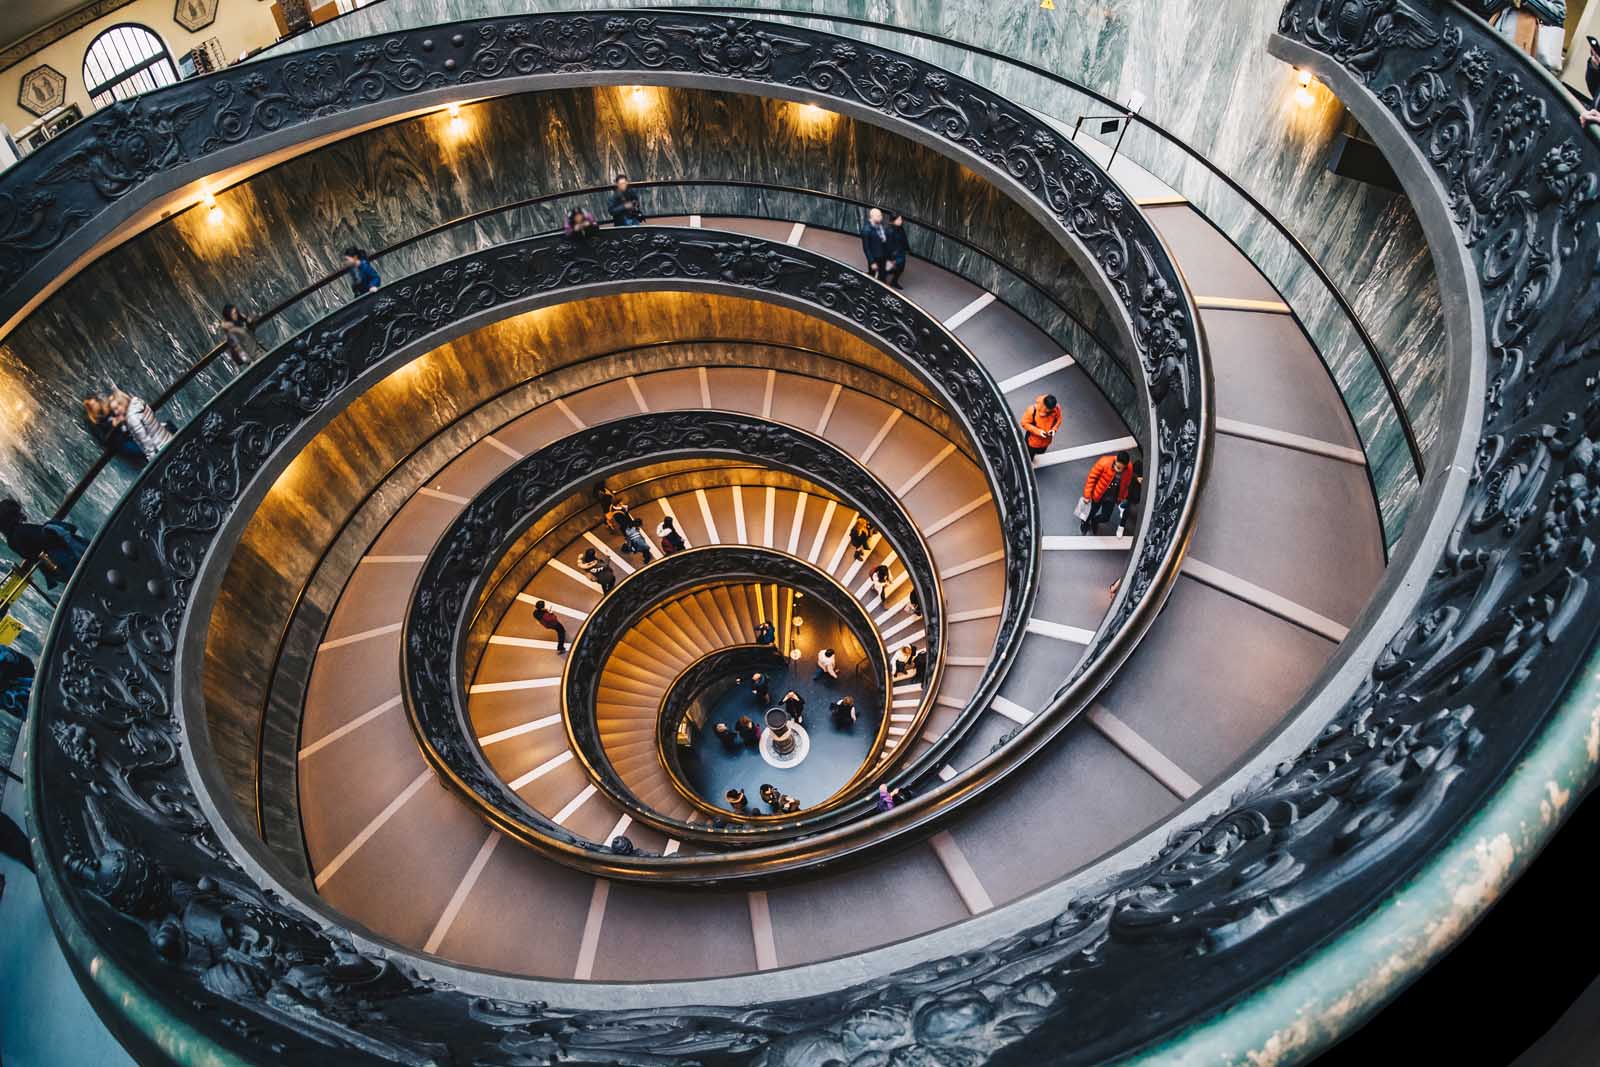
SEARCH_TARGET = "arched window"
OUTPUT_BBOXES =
[82,24,178,110]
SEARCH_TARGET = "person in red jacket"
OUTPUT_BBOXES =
[1019,394,1062,456]
[1081,451,1133,534]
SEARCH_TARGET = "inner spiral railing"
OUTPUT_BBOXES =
[22,12,1211,1064]
[404,410,939,863]
[560,546,895,837]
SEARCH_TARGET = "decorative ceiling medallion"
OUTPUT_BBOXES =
[174,0,220,32]
[17,64,66,117]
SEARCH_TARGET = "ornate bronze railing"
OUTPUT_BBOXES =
[563,546,893,834]
[21,13,1213,1064]
[654,642,789,819]
[405,422,930,859]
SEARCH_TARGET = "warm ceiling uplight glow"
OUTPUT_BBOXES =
[200,191,223,226]
[793,100,837,131]
[1294,69,1316,109]
[447,102,461,117]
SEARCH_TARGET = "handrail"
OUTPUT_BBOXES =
[25,14,1207,1059]
[5,176,1122,610]
[558,545,896,838]
[407,402,947,858]
[654,642,789,822]
[660,3,1425,477]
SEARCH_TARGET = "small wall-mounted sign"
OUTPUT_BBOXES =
[175,0,220,32]
[17,64,66,118]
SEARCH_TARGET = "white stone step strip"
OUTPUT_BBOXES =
[942,550,1005,580]
[508,750,573,791]
[1215,416,1367,466]
[423,830,502,954]
[896,443,957,496]
[942,291,996,331]
[924,493,993,537]
[553,784,598,825]
[749,891,778,970]
[807,499,837,563]
[626,375,651,413]
[1087,703,1202,800]
[314,769,432,889]
[949,606,1002,624]
[816,383,842,435]
[1194,295,1292,313]
[299,695,402,759]
[572,878,611,980]
[860,408,903,464]
[1025,618,1096,644]
[732,485,748,544]
[997,353,1076,394]
[1182,557,1349,643]
[478,713,562,747]
[554,397,586,430]
[1041,535,1133,551]
[991,695,1035,724]
[418,486,470,505]
[318,622,401,652]
[695,488,722,543]
[786,492,808,555]
[1032,435,1139,469]
[484,434,523,459]
[929,831,994,914]
[468,676,560,695]
[785,221,806,245]
[548,557,604,592]
[488,635,560,651]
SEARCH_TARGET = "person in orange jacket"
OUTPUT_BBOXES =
[1020,394,1062,456]
[1081,451,1133,534]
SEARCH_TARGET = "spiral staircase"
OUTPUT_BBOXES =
[2,4,1597,1066]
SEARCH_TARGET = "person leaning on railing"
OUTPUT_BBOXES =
[81,393,145,467]
[106,387,174,461]
[341,247,381,297]
[0,497,88,591]
[218,303,258,368]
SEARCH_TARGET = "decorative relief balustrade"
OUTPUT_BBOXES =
[19,14,1227,1064]
[404,421,925,859]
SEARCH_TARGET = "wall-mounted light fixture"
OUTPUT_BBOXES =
[1295,69,1316,109]
[201,191,223,226]
[445,101,466,136]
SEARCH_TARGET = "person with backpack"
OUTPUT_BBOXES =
[1020,394,1063,457]
[657,515,687,555]
[578,547,616,593]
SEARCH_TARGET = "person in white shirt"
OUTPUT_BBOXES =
[814,647,837,680]
[108,388,173,460]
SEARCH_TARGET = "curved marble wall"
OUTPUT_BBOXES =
[0,83,1125,654]
[276,0,1442,542]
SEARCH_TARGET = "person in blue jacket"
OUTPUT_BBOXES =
[342,247,381,298]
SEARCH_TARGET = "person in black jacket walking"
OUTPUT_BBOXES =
[860,207,889,280]
[607,174,646,226]
[0,497,88,590]
[884,214,910,288]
